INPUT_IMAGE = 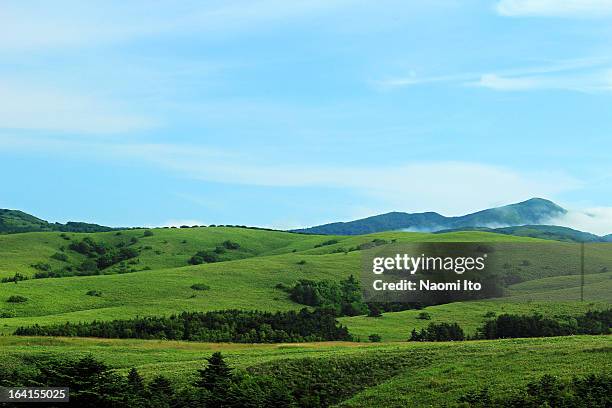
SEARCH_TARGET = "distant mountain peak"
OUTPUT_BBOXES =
[292,198,567,235]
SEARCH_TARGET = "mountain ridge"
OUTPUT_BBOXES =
[293,198,569,235]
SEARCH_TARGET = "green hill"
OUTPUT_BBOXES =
[435,224,605,243]
[0,225,610,407]
[0,335,609,407]
[1,228,609,336]
[294,198,568,235]
[0,209,113,234]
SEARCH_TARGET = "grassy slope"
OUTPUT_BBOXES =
[0,227,337,279]
[339,335,612,407]
[0,228,610,406]
[341,270,612,341]
[0,335,609,407]
[1,230,610,336]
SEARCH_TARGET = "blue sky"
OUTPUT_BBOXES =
[2,0,612,233]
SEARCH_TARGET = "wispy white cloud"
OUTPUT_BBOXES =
[496,0,612,18]
[374,72,474,89]
[0,80,156,133]
[474,74,540,90]
[0,135,581,216]
[378,58,612,93]
[471,70,612,92]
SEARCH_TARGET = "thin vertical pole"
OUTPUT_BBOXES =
[580,242,585,302]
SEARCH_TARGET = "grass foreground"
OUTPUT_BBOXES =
[0,335,609,407]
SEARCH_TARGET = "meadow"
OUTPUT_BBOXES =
[0,226,610,406]
[0,335,609,407]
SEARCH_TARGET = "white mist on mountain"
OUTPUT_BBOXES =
[550,208,612,236]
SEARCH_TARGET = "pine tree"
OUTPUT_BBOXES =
[196,352,235,407]
[196,352,233,391]
[127,367,145,394]
[148,375,174,408]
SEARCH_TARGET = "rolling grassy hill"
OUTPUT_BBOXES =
[0,226,610,407]
[1,228,610,337]
[0,227,337,279]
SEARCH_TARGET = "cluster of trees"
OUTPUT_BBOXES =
[26,236,143,279]
[14,308,352,343]
[22,237,143,280]
[409,322,465,341]
[0,349,432,408]
[188,240,241,265]
[407,309,611,342]
[288,275,369,316]
[286,277,417,317]
[69,237,139,270]
[458,373,611,407]
[0,353,293,408]
[477,309,612,339]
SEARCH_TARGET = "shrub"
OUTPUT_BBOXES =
[188,251,219,265]
[368,304,382,317]
[33,271,62,279]
[1,273,28,283]
[296,260,307,265]
[32,262,51,271]
[190,283,211,291]
[275,283,288,291]
[0,311,16,318]
[51,252,68,262]
[368,334,382,342]
[417,312,431,320]
[86,290,102,297]
[222,240,241,250]
[143,230,154,237]
[7,295,28,303]
[314,239,339,248]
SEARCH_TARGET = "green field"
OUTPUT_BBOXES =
[0,335,609,407]
[1,227,610,406]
